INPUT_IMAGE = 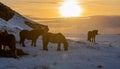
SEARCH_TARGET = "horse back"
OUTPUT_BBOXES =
[20,30,30,36]
[20,30,33,39]
[47,32,67,43]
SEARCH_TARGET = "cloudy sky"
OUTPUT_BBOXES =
[1,0,120,34]
[1,0,120,18]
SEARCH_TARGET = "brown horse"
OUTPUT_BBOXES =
[42,32,68,51]
[0,30,17,58]
[87,30,98,43]
[19,29,44,47]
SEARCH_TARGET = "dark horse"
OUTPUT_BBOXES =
[42,32,68,51]
[19,29,45,47]
[87,30,98,43]
[0,30,17,58]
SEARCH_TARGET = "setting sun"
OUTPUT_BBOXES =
[59,0,83,17]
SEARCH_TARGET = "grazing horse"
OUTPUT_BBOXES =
[0,30,17,58]
[42,32,68,51]
[19,29,44,47]
[87,30,98,43]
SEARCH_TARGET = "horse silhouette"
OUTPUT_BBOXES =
[19,29,44,47]
[87,30,98,43]
[0,30,17,58]
[42,32,68,51]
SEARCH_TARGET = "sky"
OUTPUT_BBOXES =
[1,0,120,34]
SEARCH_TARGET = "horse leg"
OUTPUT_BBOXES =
[9,43,17,58]
[20,37,25,47]
[33,40,37,47]
[43,41,48,51]
[11,47,17,58]
[92,36,95,43]
[11,49,17,58]
[31,40,34,46]
[91,38,92,42]
[57,43,61,51]
[94,36,96,43]
[88,35,91,42]
[89,36,91,42]
[20,37,24,46]
[0,43,2,50]
[20,38,22,45]
[91,36,94,42]
[22,39,25,47]
[93,37,95,43]
[64,42,68,51]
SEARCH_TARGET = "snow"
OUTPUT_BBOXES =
[0,34,120,69]
[7,13,32,30]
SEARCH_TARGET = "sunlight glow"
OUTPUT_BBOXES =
[59,0,83,17]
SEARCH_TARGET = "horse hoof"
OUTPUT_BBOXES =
[43,49,48,51]
[22,45,25,47]
[14,56,19,59]
[64,50,68,51]
[57,49,61,51]
[64,48,68,51]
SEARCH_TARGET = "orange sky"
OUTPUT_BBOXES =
[1,0,120,34]
[1,0,120,18]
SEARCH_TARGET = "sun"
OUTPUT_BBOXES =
[59,0,83,17]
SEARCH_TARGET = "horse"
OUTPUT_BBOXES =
[19,29,45,47]
[42,32,68,51]
[87,30,98,43]
[0,30,17,58]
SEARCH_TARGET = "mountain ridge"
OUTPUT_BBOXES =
[0,2,48,31]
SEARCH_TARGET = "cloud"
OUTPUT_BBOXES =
[24,15,120,34]
[89,16,120,28]
[28,2,58,4]
[25,0,62,5]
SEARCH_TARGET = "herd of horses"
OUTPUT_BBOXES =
[0,28,98,58]
[19,29,68,51]
[0,28,69,58]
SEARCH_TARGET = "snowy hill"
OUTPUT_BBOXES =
[0,2,49,40]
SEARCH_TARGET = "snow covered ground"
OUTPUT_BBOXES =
[0,34,120,69]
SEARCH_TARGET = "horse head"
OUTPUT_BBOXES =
[93,30,98,35]
[41,25,49,32]
[0,30,8,36]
